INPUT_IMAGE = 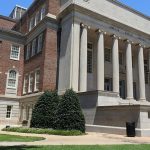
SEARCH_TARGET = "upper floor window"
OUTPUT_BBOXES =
[23,75,28,94]
[29,17,35,31]
[34,69,40,92]
[26,44,31,60]
[28,73,34,93]
[87,43,93,73]
[31,39,37,56]
[10,45,20,60]
[35,11,40,26]
[7,70,17,89]
[41,6,46,20]
[6,105,12,119]
[105,48,111,62]
[37,34,43,53]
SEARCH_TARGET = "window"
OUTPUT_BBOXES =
[104,78,112,91]
[10,45,20,60]
[31,39,37,56]
[119,52,124,65]
[7,70,17,89]
[34,69,40,91]
[37,34,43,53]
[6,105,12,119]
[105,48,111,62]
[40,6,46,20]
[29,17,35,31]
[87,43,93,73]
[23,75,28,94]
[26,44,31,60]
[35,11,40,25]
[28,73,34,93]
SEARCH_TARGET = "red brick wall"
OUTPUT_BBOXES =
[0,40,24,96]
[23,27,58,94]
[46,0,60,15]
[42,28,58,91]
[0,18,16,29]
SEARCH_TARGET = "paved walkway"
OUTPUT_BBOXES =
[0,131,150,146]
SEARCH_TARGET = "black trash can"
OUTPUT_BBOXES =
[126,122,135,137]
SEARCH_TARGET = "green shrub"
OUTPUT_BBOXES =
[54,89,85,133]
[2,127,83,136]
[30,91,59,129]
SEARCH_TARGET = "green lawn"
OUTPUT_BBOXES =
[0,134,45,142]
[0,145,150,150]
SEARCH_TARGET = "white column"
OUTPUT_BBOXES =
[71,22,80,91]
[126,40,134,99]
[97,30,105,91]
[112,35,119,93]
[79,24,88,92]
[138,45,146,101]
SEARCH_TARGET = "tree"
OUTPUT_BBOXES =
[30,90,59,129]
[54,89,85,133]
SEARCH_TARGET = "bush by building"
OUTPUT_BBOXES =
[30,91,59,129]
[54,89,85,133]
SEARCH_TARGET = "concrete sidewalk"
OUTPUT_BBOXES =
[0,131,150,146]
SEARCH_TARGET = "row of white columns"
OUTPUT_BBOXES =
[78,24,146,101]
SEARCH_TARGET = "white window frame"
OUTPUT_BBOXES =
[87,42,93,74]
[29,17,35,31]
[37,33,43,53]
[7,70,18,89]
[6,105,13,119]
[35,11,40,26]
[34,69,40,92]
[40,5,46,20]
[23,74,28,94]
[10,45,20,61]
[28,72,34,93]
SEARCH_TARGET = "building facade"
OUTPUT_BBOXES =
[0,0,150,136]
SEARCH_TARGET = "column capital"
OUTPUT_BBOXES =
[137,43,145,48]
[80,23,90,29]
[96,29,106,34]
[112,34,121,40]
[125,39,133,44]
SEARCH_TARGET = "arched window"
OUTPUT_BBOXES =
[7,70,17,89]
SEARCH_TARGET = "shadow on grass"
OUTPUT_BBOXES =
[0,145,41,150]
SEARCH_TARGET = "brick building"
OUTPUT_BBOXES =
[0,0,150,136]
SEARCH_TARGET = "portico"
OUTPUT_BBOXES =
[58,0,150,136]
[61,20,148,102]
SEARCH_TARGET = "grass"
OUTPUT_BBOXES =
[2,127,83,136]
[0,145,150,150]
[0,134,45,142]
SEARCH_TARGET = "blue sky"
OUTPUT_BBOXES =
[0,0,150,17]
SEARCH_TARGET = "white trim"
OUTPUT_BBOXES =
[28,72,34,93]
[10,45,20,61]
[34,68,40,92]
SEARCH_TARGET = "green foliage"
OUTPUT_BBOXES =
[2,127,83,136]
[54,89,85,133]
[30,91,59,129]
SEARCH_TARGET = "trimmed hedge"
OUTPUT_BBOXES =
[30,91,59,129]
[2,127,83,136]
[54,89,85,133]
